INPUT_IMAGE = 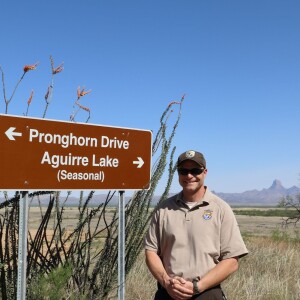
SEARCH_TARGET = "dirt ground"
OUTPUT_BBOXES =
[236,214,299,237]
[25,206,299,238]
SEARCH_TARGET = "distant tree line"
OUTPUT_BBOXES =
[234,209,299,218]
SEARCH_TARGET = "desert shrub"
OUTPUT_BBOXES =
[278,194,300,227]
[28,263,73,300]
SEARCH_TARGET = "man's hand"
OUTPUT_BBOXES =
[165,276,194,300]
[145,250,194,299]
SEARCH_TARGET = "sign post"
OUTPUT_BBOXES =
[17,192,28,300]
[0,114,152,300]
[118,191,125,300]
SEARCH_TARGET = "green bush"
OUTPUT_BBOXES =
[28,264,73,300]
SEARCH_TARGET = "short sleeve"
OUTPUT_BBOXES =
[144,208,160,254]
[219,203,248,260]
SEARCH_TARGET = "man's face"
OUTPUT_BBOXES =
[178,160,207,194]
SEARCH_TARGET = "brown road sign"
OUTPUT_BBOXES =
[0,114,152,190]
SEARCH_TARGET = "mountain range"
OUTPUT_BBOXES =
[213,179,300,206]
[1,179,299,206]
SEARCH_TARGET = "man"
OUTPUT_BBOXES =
[144,150,248,300]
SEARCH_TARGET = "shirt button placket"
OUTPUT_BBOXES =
[185,210,191,222]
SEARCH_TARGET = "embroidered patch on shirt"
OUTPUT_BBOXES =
[202,210,213,220]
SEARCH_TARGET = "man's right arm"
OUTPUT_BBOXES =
[145,250,194,300]
[145,249,170,288]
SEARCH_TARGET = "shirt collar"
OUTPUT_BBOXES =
[175,187,210,205]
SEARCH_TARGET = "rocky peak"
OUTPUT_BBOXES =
[269,179,284,190]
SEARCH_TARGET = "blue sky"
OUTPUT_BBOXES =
[0,0,299,195]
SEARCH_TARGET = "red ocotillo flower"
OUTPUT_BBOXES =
[168,101,181,107]
[168,94,185,107]
[44,85,53,102]
[52,63,64,74]
[76,102,91,112]
[27,90,34,105]
[77,86,92,98]
[45,86,50,101]
[50,55,64,74]
[23,62,39,73]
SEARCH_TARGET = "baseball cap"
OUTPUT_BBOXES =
[177,150,206,168]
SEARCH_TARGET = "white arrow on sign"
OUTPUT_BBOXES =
[133,157,144,168]
[5,127,22,140]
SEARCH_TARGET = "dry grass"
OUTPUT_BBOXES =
[235,214,299,238]
[221,236,300,300]
[8,206,299,299]
[27,206,116,232]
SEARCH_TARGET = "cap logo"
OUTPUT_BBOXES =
[185,150,195,158]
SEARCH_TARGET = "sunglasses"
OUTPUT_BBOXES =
[177,167,205,176]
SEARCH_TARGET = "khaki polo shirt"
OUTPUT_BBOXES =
[144,188,248,280]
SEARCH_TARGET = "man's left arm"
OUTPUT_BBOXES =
[197,257,239,293]
[173,257,238,295]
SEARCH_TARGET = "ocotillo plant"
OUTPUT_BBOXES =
[0,58,184,299]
